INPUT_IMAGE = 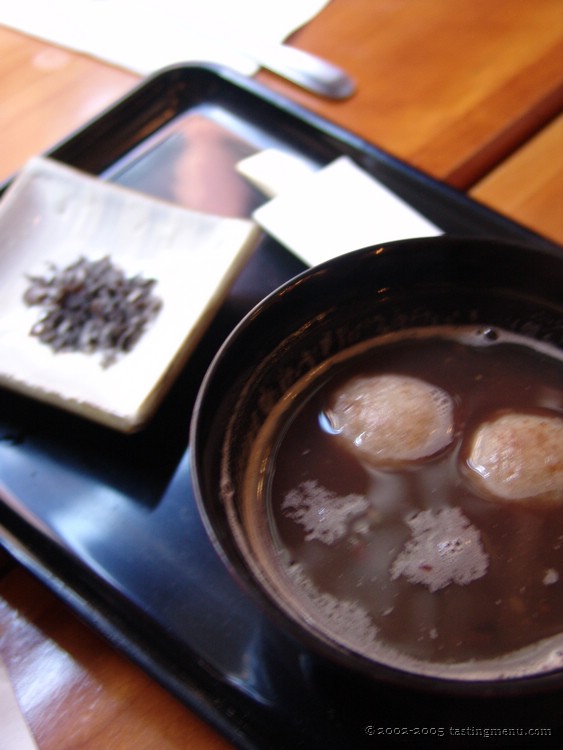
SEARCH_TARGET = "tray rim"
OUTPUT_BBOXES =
[2,62,561,254]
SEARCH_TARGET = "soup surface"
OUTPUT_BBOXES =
[241,327,563,679]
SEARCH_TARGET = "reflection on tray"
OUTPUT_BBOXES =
[110,113,266,218]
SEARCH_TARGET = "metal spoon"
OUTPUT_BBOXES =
[241,41,356,99]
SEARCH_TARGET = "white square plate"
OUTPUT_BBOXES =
[0,157,258,431]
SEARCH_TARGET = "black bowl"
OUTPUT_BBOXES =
[190,235,563,697]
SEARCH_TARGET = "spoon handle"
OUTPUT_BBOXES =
[245,42,356,100]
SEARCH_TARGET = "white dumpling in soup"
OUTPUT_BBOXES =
[464,411,563,503]
[325,374,454,467]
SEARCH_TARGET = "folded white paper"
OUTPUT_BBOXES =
[249,154,442,266]
[0,0,330,76]
[237,148,319,198]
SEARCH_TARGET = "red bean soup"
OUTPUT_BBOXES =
[240,326,563,679]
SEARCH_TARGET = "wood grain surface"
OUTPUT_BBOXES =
[471,112,563,244]
[261,0,563,188]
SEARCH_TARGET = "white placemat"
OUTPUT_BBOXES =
[0,656,38,750]
[0,0,330,75]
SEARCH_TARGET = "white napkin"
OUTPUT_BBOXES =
[0,0,330,76]
[239,151,442,266]
[0,657,38,750]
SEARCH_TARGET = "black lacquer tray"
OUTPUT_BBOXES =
[1,65,562,749]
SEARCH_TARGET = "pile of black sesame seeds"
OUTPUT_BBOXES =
[23,256,162,367]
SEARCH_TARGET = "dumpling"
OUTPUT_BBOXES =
[464,411,563,503]
[326,374,454,466]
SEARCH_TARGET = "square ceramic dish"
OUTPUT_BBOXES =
[0,157,257,431]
